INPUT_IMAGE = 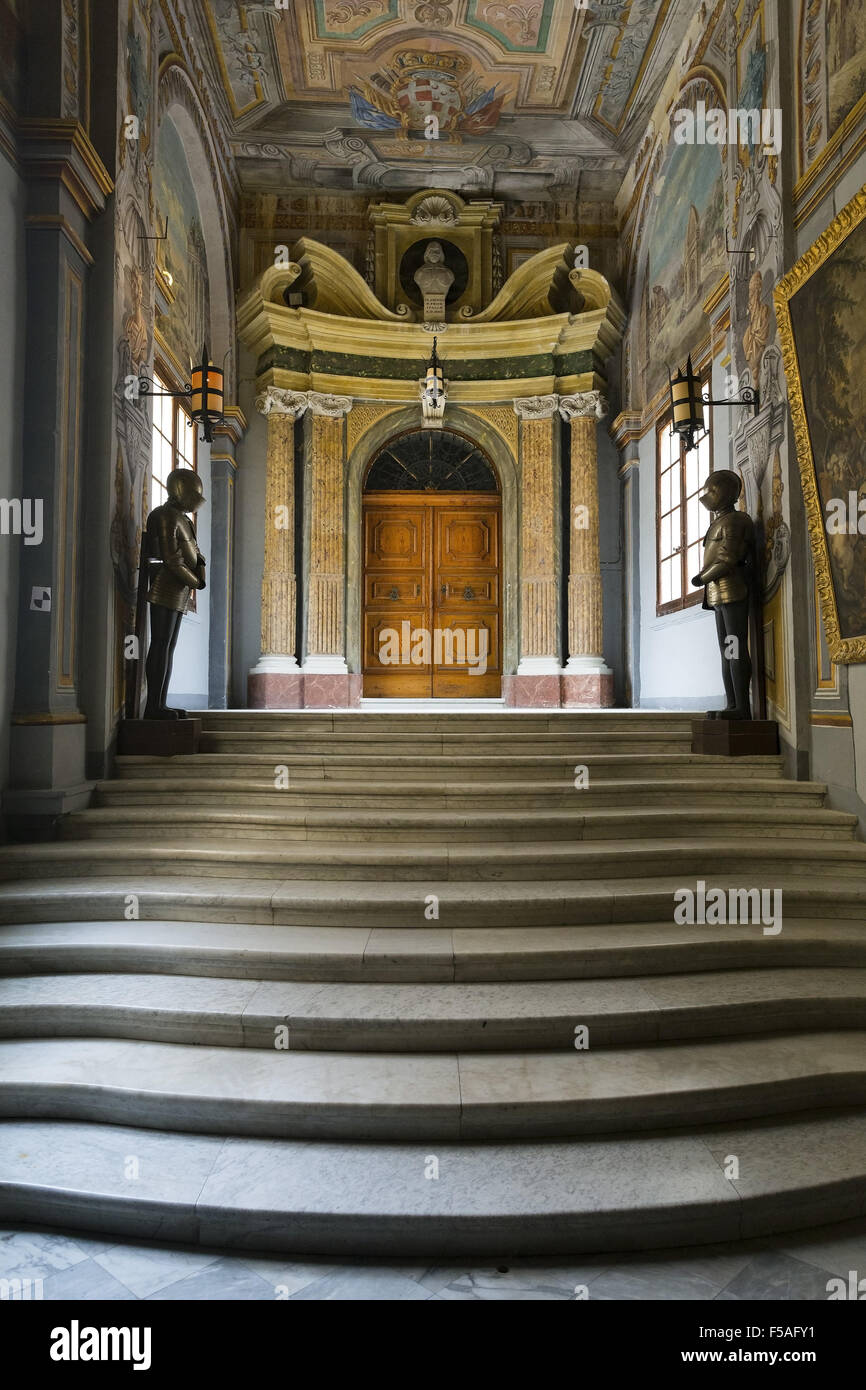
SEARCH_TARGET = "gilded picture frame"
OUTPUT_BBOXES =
[774,180,866,663]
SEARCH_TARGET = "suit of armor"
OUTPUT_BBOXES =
[146,504,203,613]
[142,470,206,720]
[692,471,755,720]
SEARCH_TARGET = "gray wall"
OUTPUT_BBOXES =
[0,152,26,834]
[232,352,268,705]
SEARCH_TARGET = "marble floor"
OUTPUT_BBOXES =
[2,1218,865,1301]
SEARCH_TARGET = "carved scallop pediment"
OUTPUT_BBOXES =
[411,195,460,226]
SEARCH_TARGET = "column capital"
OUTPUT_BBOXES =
[513,394,559,420]
[558,391,607,421]
[307,391,353,418]
[256,387,309,419]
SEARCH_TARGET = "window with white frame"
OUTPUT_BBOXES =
[657,380,712,614]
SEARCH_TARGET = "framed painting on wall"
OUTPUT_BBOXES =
[775,180,866,663]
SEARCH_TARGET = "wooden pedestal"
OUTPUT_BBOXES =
[117,718,203,757]
[691,719,780,757]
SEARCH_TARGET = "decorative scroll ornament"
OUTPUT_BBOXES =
[307,391,353,418]
[256,387,309,419]
[513,395,559,420]
[559,392,607,421]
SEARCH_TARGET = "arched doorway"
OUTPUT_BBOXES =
[362,430,502,697]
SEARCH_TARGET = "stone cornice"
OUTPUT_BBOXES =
[609,411,644,449]
[17,118,113,220]
[214,406,247,444]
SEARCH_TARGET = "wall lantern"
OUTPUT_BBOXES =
[137,343,225,443]
[420,335,446,429]
[669,354,760,452]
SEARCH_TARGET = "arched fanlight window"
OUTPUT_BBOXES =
[364,430,499,492]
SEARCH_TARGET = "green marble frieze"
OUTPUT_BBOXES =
[257,345,594,383]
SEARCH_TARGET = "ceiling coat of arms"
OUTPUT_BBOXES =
[349,50,505,141]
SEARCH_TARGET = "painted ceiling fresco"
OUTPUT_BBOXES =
[195,0,695,199]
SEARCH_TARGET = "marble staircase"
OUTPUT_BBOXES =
[1,710,866,1256]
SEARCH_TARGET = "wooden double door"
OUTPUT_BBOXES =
[363,491,502,697]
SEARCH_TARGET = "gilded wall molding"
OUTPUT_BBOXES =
[774,180,866,664]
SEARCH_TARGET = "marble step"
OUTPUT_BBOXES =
[94,776,828,811]
[2,1031,866,1140]
[2,873,865,928]
[3,967,866,1051]
[3,919,865,983]
[2,836,863,882]
[115,752,785,783]
[199,729,694,745]
[4,1110,866,1254]
[200,736,695,757]
[61,805,858,844]
[196,712,698,732]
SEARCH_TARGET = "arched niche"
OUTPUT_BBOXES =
[157,60,235,395]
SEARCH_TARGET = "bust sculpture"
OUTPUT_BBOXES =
[142,468,206,720]
[414,240,454,321]
[691,469,755,720]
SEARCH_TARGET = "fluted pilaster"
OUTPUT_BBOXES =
[559,391,607,665]
[307,394,353,663]
[254,387,308,667]
[513,395,559,666]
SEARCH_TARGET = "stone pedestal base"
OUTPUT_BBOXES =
[302,673,363,709]
[691,719,780,757]
[561,671,615,708]
[502,675,562,709]
[248,672,362,709]
[248,671,303,709]
[117,719,203,757]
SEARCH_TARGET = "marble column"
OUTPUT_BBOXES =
[5,121,111,829]
[506,394,562,709]
[209,408,245,709]
[559,392,614,707]
[302,392,360,708]
[248,387,309,709]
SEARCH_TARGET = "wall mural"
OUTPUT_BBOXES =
[776,183,866,661]
[638,139,726,404]
[111,0,157,619]
[0,0,25,111]
[827,0,866,138]
[799,0,866,177]
[154,116,212,374]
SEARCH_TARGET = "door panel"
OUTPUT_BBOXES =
[432,504,501,698]
[362,504,428,697]
[362,492,502,698]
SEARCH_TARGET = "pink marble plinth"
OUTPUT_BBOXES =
[301,673,363,709]
[561,672,615,708]
[248,671,303,709]
[247,672,363,709]
[503,675,563,709]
